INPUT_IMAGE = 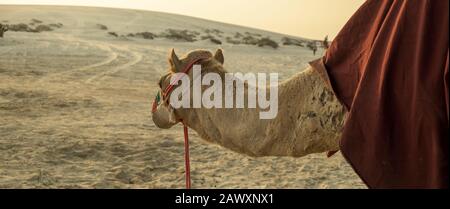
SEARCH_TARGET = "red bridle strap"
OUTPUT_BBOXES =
[151,56,207,113]
[162,57,209,103]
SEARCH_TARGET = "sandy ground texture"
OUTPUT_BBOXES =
[0,5,366,188]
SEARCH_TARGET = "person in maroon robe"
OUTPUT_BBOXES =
[310,0,449,188]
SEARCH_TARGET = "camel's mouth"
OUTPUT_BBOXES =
[151,102,178,129]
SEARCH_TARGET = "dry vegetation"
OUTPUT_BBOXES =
[87,25,319,50]
[160,29,199,42]
[83,23,324,51]
[201,35,222,45]
[225,33,279,49]
[96,24,108,30]
[133,32,157,40]
[1,19,63,34]
[107,31,118,37]
[282,37,306,47]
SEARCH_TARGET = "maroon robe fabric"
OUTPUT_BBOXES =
[310,0,449,188]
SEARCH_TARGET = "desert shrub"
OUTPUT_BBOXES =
[226,34,259,45]
[4,23,61,33]
[257,37,279,49]
[200,35,209,40]
[282,37,304,47]
[245,31,262,37]
[204,29,224,37]
[96,24,108,30]
[31,19,43,24]
[201,35,222,45]
[135,32,156,39]
[226,37,241,45]
[160,29,198,42]
[227,34,277,48]
[234,32,244,39]
[49,23,63,28]
[124,32,157,39]
[108,32,118,37]
[205,29,223,34]
[7,23,32,32]
[210,38,222,45]
[242,35,259,45]
[35,25,53,32]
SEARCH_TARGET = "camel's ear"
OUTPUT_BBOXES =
[169,48,181,72]
[214,49,224,64]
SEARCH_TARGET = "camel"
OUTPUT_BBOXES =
[0,23,8,38]
[152,49,347,157]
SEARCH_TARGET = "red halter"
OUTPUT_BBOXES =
[152,56,208,113]
[151,56,209,189]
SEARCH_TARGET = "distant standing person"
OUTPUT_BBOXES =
[308,41,318,55]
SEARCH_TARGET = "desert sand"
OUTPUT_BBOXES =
[0,5,365,188]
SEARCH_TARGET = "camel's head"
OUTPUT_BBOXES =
[151,48,225,129]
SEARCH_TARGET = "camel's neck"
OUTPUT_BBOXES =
[177,66,347,157]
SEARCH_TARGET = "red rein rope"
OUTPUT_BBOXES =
[152,56,209,189]
[183,123,191,189]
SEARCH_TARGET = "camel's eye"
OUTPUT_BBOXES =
[158,74,171,89]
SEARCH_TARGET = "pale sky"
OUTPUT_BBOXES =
[0,0,366,39]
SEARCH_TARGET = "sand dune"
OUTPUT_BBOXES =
[0,5,365,188]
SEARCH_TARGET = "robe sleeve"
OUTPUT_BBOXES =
[309,0,449,188]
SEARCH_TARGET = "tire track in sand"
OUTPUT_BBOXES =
[84,45,143,84]
[37,33,118,84]
[37,33,144,85]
